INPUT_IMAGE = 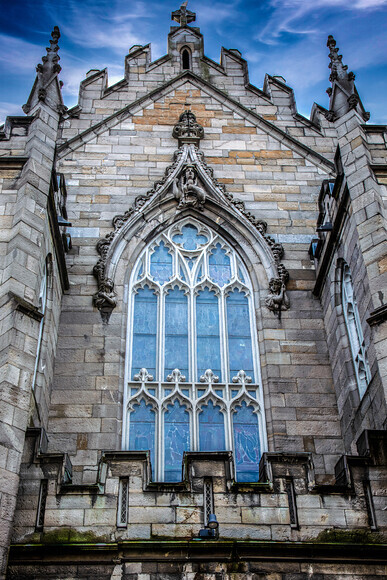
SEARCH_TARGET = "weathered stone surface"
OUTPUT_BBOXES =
[1,7,386,580]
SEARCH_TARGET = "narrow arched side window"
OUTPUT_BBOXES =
[341,263,371,397]
[123,218,266,482]
[181,47,191,70]
[32,257,50,390]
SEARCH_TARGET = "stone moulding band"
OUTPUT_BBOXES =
[93,112,289,317]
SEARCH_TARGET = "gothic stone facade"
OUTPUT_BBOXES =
[0,6,386,580]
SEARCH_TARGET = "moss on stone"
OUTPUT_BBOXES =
[313,528,386,545]
[40,528,110,544]
[200,62,211,83]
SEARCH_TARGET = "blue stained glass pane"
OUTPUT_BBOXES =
[172,224,208,250]
[132,286,157,378]
[179,266,186,281]
[182,389,189,396]
[238,267,245,283]
[209,244,231,286]
[150,241,172,284]
[233,402,260,482]
[164,400,190,482]
[196,289,221,380]
[131,388,138,395]
[215,389,223,397]
[148,388,156,396]
[197,389,205,397]
[129,400,155,479]
[248,391,257,399]
[137,263,143,280]
[227,289,254,382]
[164,389,172,396]
[196,265,203,281]
[164,287,189,380]
[231,390,239,397]
[185,256,196,270]
[199,400,225,451]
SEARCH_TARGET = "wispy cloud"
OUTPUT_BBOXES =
[43,0,149,53]
[0,101,24,121]
[257,0,387,44]
[0,34,42,72]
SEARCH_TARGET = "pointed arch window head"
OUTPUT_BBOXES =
[124,218,266,482]
[181,47,192,70]
[341,263,371,398]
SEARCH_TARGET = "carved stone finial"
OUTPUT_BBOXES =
[172,110,204,146]
[326,35,369,122]
[265,277,290,317]
[23,26,63,114]
[166,368,187,383]
[173,164,206,211]
[133,368,154,383]
[327,35,353,83]
[231,370,252,386]
[200,369,220,384]
[171,2,196,27]
[37,26,62,81]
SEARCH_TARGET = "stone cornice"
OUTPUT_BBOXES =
[0,157,29,170]
[8,539,387,565]
[367,303,387,327]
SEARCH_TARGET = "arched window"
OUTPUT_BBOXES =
[123,219,265,481]
[32,257,49,391]
[342,263,371,397]
[181,47,191,70]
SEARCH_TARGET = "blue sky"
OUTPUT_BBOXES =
[1,0,387,124]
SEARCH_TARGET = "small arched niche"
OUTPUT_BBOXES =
[181,46,192,70]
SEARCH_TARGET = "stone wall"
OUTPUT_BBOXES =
[1,13,386,579]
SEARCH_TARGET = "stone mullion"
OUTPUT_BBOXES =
[158,289,165,382]
[219,289,228,386]
[156,401,163,482]
[156,288,165,481]
[190,288,198,451]
[123,287,136,450]
[219,290,233,451]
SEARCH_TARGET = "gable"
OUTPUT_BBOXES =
[57,72,334,176]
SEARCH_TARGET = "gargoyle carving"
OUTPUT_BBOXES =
[93,278,117,323]
[265,277,290,317]
[173,164,206,210]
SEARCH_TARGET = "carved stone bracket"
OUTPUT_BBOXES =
[264,277,290,318]
[92,278,117,324]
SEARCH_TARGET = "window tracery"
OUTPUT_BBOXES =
[342,262,371,397]
[123,218,266,481]
[32,257,49,391]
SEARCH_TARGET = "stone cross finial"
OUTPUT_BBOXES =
[171,2,196,27]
